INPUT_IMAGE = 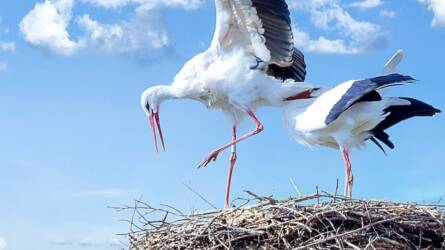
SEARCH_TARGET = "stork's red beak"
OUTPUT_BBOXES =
[148,111,165,152]
[285,88,321,101]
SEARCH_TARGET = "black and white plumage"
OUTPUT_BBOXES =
[267,49,307,82]
[325,74,416,125]
[284,73,441,197]
[141,0,315,208]
[211,0,307,81]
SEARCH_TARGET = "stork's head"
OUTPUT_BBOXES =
[141,85,175,152]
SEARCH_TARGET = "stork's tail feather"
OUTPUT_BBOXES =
[371,97,441,150]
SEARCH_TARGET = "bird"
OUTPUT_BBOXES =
[140,0,318,208]
[284,63,441,197]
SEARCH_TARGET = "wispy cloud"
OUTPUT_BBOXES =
[19,0,202,57]
[0,238,6,250]
[76,11,169,54]
[293,26,357,54]
[379,10,396,18]
[348,0,383,10]
[52,237,123,248]
[290,0,387,54]
[0,62,7,71]
[0,42,15,71]
[73,188,128,198]
[81,0,203,10]
[0,16,15,72]
[0,42,15,52]
[419,0,445,27]
[80,0,130,9]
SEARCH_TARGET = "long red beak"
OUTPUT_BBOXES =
[284,88,321,101]
[148,111,165,152]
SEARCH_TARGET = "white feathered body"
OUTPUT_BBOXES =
[284,80,409,150]
[170,48,311,121]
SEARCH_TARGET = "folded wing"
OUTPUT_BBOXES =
[325,74,415,125]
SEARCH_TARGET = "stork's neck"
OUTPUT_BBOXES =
[152,85,180,104]
[156,82,203,103]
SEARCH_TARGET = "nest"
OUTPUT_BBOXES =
[117,192,445,249]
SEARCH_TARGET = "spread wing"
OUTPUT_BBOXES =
[211,0,295,67]
[266,47,306,82]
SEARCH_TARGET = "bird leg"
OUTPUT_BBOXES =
[341,148,353,198]
[197,110,264,169]
[225,125,237,208]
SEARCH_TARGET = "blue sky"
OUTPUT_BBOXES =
[0,0,444,249]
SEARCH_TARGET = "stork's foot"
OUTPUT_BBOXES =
[197,150,220,169]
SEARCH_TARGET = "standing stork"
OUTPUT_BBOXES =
[284,71,440,197]
[141,0,318,208]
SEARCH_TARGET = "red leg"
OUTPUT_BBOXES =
[197,110,263,169]
[225,125,237,208]
[341,148,353,198]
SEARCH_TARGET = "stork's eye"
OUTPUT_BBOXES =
[145,102,150,111]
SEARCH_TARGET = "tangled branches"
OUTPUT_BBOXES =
[115,193,445,249]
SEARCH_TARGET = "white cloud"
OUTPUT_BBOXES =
[293,26,358,54]
[289,0,386,54]
[109,238,123,247]
[53,238,96,247]
[0,62,7,71]
[81,0,202,11]
[0,42,16,52]
[52,237,124,248]
[20,0,202,56]
[0,43,12,71]
[135,0,203,11]
[19,0,84,56]
[348,0,383,9]
[1,17,15,72]
[74,188,127,198]
[0,238,6,250]
[379,10,395,18]
[419,0,445,27]
[81,0,130,9]
[77,12,169,53]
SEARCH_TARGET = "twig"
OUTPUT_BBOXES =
[293,216,401,250]
[316,186,320,204]
[334,178,339,201]
[183,182,217,209]
[290,177,302,196]
[244,190,277,204]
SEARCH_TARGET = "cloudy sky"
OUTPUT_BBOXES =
[0,0,444,249]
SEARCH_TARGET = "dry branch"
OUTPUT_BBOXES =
[116,193,445,249]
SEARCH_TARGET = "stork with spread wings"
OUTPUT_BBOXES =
[141,0,317,208]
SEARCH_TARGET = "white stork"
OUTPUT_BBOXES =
[284,54,441,197]
[141,0,318,208]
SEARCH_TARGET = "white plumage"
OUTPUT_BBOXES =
[284,51,440,197]
[382,49,404,75]
[141,0,316,208]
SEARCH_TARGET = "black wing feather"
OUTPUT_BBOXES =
[252,0,294,66]
[266,48,307,82]
[371,97,441,149]
[325,74,415,125]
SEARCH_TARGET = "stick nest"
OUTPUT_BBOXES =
[117,193,445,249]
